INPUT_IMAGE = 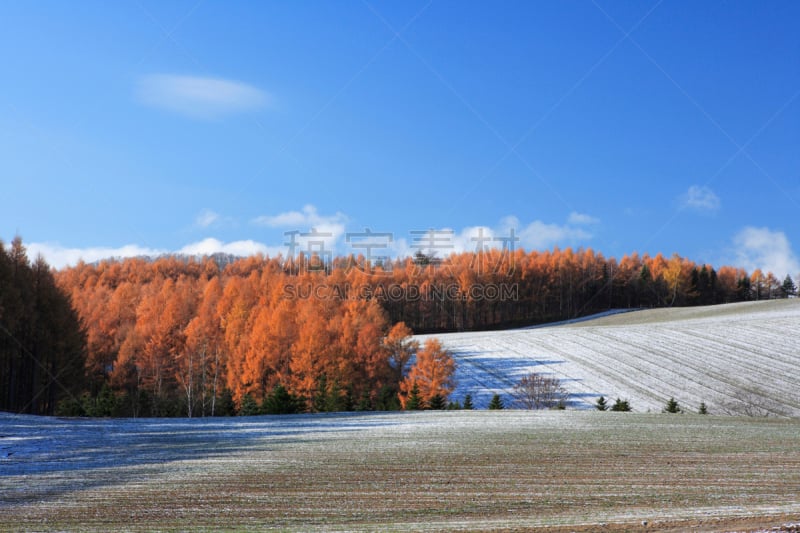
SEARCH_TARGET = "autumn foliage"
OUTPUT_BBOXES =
[2,235,786,416]
[399,338,456,409]
[56,247,775,415]
[53,256,425,416]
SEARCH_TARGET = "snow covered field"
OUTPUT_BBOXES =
[420,299,800,415]
[2,410,800,532]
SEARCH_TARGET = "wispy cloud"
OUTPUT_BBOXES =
[252,204,348,251]
[195,209,220,228]
[507,217,593,250]
[252,204,347,228]
[568,211,600,225]
[679,185,721,213]
[733,226,799,278]
[136,74,271,119]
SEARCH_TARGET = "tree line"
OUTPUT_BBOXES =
[0,238,86,415]
[1,237,796,416]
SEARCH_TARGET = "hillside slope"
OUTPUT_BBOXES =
[419,299,800,415]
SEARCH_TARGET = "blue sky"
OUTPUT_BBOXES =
[1,1,798,277]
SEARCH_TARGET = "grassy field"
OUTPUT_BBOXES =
[2,410,800,532]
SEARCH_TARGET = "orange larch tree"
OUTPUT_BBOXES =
[399,338,456,409]
[183,277,224,416]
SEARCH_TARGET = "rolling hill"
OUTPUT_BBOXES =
[419,299,800,415]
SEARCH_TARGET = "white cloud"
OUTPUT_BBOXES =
[568,212,600,225]
[177,238,283,258]
[137,74,270,119]
[733,226,800,277]
[24,212,596,269]
[252,205,348,251]
[26,238,286,269]
[386,236,412,260]
[400,216,594,259]
[255,210,308,227]
[252,204,347,229]
[26,242,167,269]
[455,226,496,254]
[195,209,219,228]
[680,185,720,213]
[403,226,493,257]
[514,218,592,250]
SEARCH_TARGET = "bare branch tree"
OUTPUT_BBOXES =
[718,389,787,418]
[514,372,567,410]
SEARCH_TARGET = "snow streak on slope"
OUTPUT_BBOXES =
[418,300,800,414]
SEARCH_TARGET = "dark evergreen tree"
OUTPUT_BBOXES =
[343,385,356,412]
[610,398,631,412]
[262,384,302,414]
[462,394,474,410]
[595,396,608,411]
[405,382,423,410]
[447,400,461,410]
[698,402,708,415]
[638,264,652,306]
[413,250,434,266]
[601,262,612,309]
[737,276,752,301]
[488,393,504,410]
[781,275,797,298]
[356,389,372,411]
[376,384,401,411]
[238,393,259,416]
[428,393,446,410]
[663,397,681,413]
[86,383,118,417]
[709,268,722,304]
[216,388,236,416]
[697,266,712,305]
[313,374,329,412]
[0,237,86,415]
[55,396,85,417]
[325,379,349,412]
[688,267,701,305]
